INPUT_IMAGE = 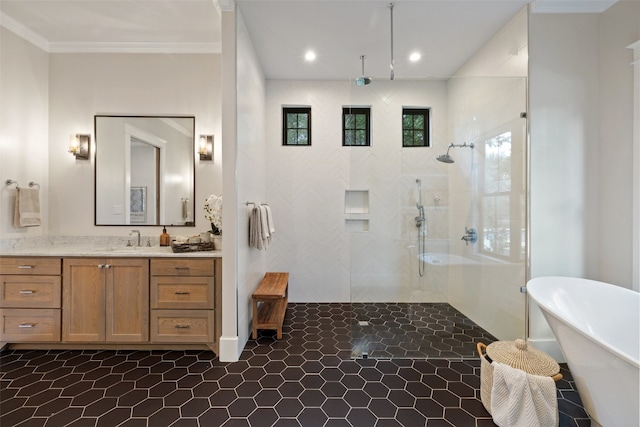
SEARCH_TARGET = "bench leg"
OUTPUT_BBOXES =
[252,299,259,339]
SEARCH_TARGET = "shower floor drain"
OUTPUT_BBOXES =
[357,320,370,326]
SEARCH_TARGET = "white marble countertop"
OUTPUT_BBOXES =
[0,236,221,258]
[0,245,221,258]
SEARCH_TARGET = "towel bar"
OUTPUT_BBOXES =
[5,179,39,189]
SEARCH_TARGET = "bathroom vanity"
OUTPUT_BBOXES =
[0,247,221,354]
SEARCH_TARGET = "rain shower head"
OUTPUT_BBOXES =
[354,55,372,86]
[436,153,455,163]
[436,142,474,164]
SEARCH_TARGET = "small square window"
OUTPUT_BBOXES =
[402,108,430,147]
[343,107,371,146]
[283,107,311,146]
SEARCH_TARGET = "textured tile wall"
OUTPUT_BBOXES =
[265,80,451,303]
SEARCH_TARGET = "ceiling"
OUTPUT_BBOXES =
[0,0,618,80]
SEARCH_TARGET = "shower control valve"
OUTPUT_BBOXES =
[461,227,477,246]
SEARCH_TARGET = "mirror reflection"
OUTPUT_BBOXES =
[95,115,195,226]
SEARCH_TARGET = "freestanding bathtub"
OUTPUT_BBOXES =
[527,276,639,427]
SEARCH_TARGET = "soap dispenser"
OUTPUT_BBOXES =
[160,226,171,246]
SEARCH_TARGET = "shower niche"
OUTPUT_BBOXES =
[345,190,369,232]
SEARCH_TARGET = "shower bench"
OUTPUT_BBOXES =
[252,272,289,339]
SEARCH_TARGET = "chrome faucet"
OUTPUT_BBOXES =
[130,229,141,247]
[461,227,477,246]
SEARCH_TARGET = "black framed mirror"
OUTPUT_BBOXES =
[94,115,195,226]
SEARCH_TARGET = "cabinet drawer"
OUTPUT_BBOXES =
[0,275,61,308]
[151,277,214,309]
[0,257,61,275]
[150,310,214,343]
[150,259,214,277]
[0,308,61,342]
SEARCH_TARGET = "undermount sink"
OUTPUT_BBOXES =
[101,246,168,253]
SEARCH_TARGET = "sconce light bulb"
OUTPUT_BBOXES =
[69,134,79,154]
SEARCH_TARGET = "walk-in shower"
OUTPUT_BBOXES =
[436,142,474,163]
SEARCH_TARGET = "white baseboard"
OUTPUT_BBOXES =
[218,336,240,362]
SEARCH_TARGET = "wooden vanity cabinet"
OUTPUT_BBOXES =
[150,258,220,352]
[0,257,62,342]
[62,258,149,343]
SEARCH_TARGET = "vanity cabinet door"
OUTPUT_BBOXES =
[62,258,149,343]
[106,259,149,342]
[63,259,105,342]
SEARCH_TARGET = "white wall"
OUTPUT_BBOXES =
[47,53,222,237]
[235,9,267,353]
[528,3,639,359]
[264,80,449,303]
[598,1,639,288]
[0,28,49,238]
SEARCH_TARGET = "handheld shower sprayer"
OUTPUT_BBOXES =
[415,179,425,227]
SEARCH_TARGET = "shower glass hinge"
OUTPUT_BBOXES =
[520,286,527,293]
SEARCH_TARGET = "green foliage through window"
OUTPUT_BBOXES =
[402,108,430,147]
[343,107,371,146]
[283,107,311,146]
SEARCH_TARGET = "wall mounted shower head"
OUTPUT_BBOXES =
[436,142,474,164]
[436,153,455,163]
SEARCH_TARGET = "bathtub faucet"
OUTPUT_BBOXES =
[461,227,477,246]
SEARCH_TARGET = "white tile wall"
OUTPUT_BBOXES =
[265,80,450,303]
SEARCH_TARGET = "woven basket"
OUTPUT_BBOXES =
[477,339,563,415]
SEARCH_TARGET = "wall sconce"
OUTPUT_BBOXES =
[69,134,90,159]
[198,135,213,161]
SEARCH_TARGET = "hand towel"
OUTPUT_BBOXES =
[491,362,558,427]
[259,205,271,240]
[249,207,268,250]
[264,205,276,235]
[13,187,41,228]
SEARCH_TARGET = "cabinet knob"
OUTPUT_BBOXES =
[104,264,111,269]
[98,264,104,269]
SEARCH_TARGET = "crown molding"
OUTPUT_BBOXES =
[0,11,49,51]
[530,0,618,14]
[215,0,236,13]
[48,42,221,54]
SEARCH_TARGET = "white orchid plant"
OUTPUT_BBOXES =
[204,194,222,235]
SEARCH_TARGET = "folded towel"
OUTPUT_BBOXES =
[13,187,41,228]
[491,362,558,427]
[259,205,270,240]
[264,205,275,235]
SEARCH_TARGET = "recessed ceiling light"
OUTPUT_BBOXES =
[409,52,421,62]
[305,51,316,61]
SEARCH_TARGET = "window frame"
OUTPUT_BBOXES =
[282,107,312,146]
[342,107,371,147]
[401,108,431,147]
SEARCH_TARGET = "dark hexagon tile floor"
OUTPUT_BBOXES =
[0,303,591,426]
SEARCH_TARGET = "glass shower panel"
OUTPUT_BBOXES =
[345,76,527,359]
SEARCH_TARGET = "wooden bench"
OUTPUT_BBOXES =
[252,272,289,339]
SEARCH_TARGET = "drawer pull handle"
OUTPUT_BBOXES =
[175,324,190,329]
[19,290,35,294]
[19,323,36,328]
[174,291,190,295]
[18,265,34,269]
[175,266,190,270]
